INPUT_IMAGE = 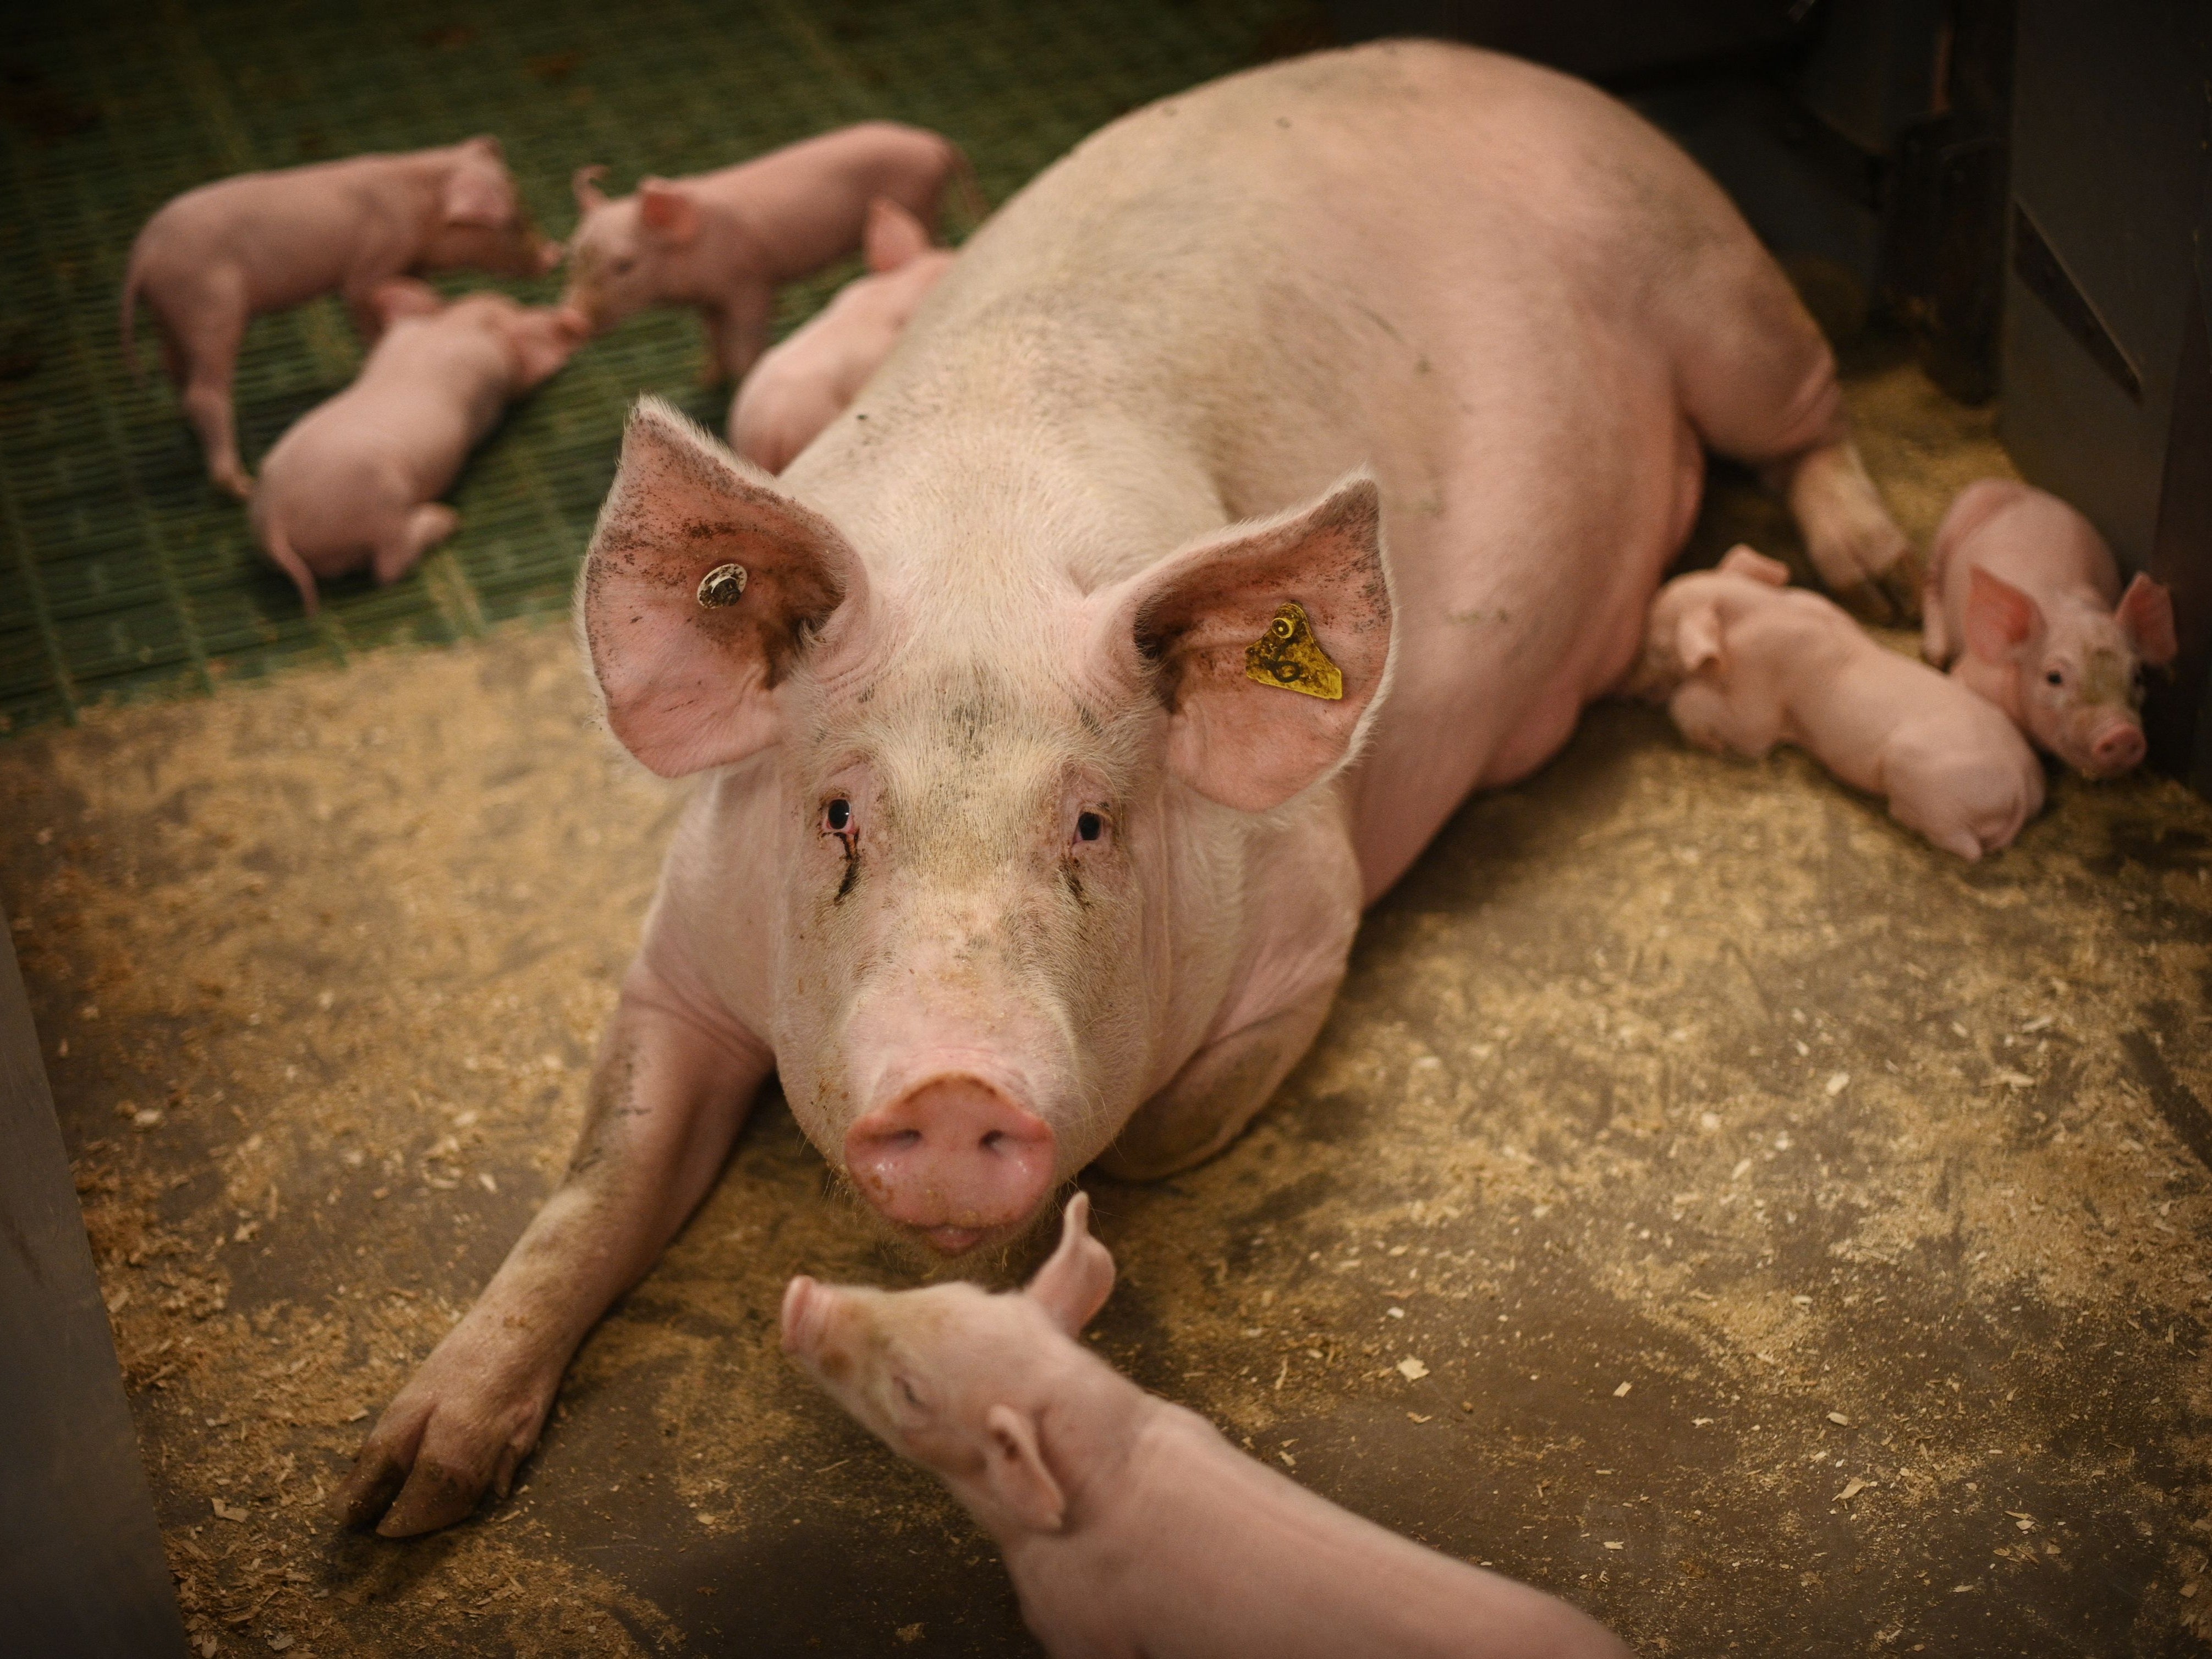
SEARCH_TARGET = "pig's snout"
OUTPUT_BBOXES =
[845,1078,1055,1254]
[2086,719,2147,778]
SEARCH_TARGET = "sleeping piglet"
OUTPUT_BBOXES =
[121,138,561,499]
[1634,546,2044,860]
[249,284,583,613]
[562,121,969,384]
[781,1194,1630,1659]
[727,197,955,472]
[1922,478,2177,778]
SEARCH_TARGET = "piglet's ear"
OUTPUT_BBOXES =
[638,180,701,245]
[1101,475,1392,812]
[1718,544,1791,587]
[572,164,610,215]
[1963,565,2042,663]
[1675,603,1725,677]
[1025,1192,1114,1336]
[2117,573,2178,668]
[982,1404,1066,1533]
[581,397,868,776]
[863,197,932,273]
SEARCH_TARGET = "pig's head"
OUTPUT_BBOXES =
[490,300,588,391]
[1963,565,2177,778]
[421,136,562,279]
[780,1191,1119,1534]
[581,399,1391,1255]
[563,167,701,332]
[1628,544,1788,698]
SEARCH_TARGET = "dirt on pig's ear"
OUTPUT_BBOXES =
[579,396,871,776]
[1025,1191,1114,1335]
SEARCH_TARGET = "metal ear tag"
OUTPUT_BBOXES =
[696,562,748,608]
[1244,601,1344,700]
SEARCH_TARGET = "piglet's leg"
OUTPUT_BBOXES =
[176,301,253,501]
[373,504,458,587]
[701,294,773,387]
[336,964,770,1537]
[1768,439,1923,625]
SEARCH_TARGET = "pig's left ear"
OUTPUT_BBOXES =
[2117,573,2178,668]
[1675,603,1725,677]
[580,396,870,776]
[1099,475,1393,812]
[1026,1191,1114,1336]
[982,1404,1066,1532]
[1718,544,1792,587]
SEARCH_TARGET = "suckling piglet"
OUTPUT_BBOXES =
[1922,477,2177,778]
[250,286,582,612]
[1635,546,2044,859]
[562,121,968,383]
[121,137,561,499]
[781,1194,1630,1659]
[727,197,955,472]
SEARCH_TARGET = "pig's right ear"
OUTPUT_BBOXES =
[1098,475,1393,812]
[1675,603,1725,677]
[572,164,610,215]
[982,1404,1066,1532]
[1963,565,2042,663]
[580,396,869,776]
[1025,1191,1114,1336]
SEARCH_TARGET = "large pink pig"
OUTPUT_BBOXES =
[782,1194,1632,1659]
[120,138,561,499]
[1635,546,2044,859]
[250,287,582,612]
[561,122,969,383]
[727,198,956,472]
[1922,477,2178,778]
[341,42,1916,1535]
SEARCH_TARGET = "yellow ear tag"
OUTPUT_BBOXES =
[1244,601,1344,700]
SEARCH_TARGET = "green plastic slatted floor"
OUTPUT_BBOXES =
[0,0,1321,734]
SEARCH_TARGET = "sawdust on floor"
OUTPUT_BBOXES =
[4,340,2211,1657]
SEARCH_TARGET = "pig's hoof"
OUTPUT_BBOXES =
[213,467,254,502]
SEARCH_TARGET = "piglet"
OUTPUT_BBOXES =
[1634,546,2044,860]
[249,285,582,613]
[121,138,561,499]
[727,198,955,471]
[1922,478,2177,778]
[563,121,970,384]
[782,1194,1629,1659]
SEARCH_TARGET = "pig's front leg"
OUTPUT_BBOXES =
[336,966,770,1536]
[1093,982,1339,1181]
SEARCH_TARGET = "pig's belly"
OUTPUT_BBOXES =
[1343,365,1703,903]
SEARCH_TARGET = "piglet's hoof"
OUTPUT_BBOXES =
[1834,545,1926,628]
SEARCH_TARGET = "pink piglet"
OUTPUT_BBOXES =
[1637,546,2045,860]
[727,197,956,472]
[249,287,583,613]
[783,1194,1632,1659]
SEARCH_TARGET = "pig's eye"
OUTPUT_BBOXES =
[1075,812,1104,843]
[822,796,857,844]
[612,256,636,276]
[2045,669,2064,687]
[894,1375,923,1410]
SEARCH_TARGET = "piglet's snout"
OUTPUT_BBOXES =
[846,1078,1055,1253]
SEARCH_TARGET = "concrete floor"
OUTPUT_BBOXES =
[4,340,2211,1657]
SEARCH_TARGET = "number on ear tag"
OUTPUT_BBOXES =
[1244,601,1344,700]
